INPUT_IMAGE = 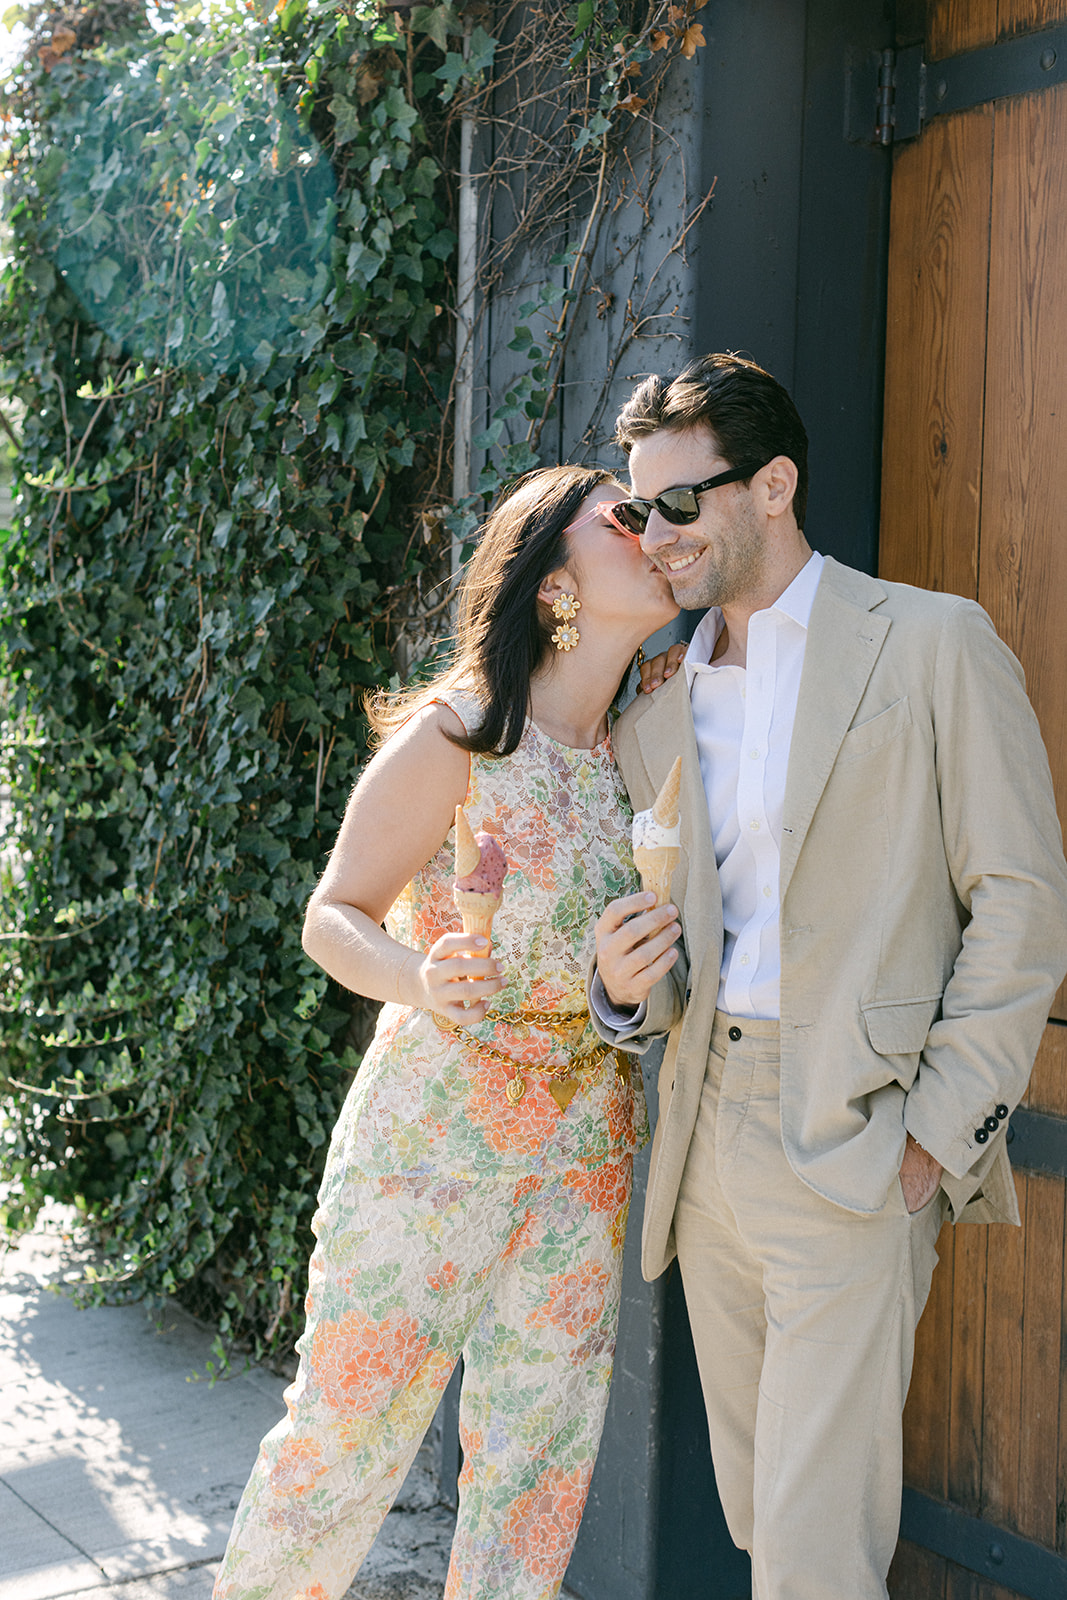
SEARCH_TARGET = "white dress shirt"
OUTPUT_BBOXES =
[687,552,823,1017]
[592,551,824,1029]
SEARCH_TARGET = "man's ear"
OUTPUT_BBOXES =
[758,456,799,521]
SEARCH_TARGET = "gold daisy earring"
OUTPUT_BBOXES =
[550,592,581,652]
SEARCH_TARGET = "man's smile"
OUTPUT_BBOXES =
[664,550,702,573]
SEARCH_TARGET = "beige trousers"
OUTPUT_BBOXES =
[674,1012,946,1600]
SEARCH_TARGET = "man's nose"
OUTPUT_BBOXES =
[639,511,677,556]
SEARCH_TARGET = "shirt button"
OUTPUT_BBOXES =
[749,819,760,831]
[762,885,772,898]
[740,954,750,966]
[749,749,760,760]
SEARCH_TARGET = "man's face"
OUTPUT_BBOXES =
[628,426,767,611]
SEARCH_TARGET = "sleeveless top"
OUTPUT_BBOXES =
[347,687,648,1178]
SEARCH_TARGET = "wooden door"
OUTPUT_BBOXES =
[880,4,1067,1596]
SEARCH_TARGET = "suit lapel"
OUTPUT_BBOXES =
[633,672,723,995]
[780,558,890,899]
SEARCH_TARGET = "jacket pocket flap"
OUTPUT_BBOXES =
[837,695,912,762]
[862,995,942,1055]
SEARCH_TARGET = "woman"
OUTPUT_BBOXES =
[214,465,681,1600]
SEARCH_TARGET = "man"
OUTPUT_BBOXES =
[590,353,1067,1599]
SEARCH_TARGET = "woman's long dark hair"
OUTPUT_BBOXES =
[366,464,618,755]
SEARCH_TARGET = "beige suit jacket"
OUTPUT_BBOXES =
[600,557,1067,1282]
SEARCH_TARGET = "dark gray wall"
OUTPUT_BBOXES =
[692,0,894,573]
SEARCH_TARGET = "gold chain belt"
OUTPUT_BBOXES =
[432,1007,628,1108]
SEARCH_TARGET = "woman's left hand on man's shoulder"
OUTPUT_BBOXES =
[639,640,687,694]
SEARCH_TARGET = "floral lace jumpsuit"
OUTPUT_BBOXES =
[214,691,647,1600]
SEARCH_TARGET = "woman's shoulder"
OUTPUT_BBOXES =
[427,681,484,735]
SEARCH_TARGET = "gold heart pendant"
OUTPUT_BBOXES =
[547,1078,579,1111]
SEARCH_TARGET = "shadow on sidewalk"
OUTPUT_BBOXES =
[0,1203,452,1600]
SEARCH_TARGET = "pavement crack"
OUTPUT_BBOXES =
[0,1470,109,1575]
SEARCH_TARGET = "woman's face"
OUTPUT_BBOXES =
[562,484,680,640]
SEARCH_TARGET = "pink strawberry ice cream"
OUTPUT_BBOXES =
[455,832,506,896]
[452,806,507,941]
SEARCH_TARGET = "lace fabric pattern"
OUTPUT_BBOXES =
[381,687,648,1152]
[213,691,646,1600]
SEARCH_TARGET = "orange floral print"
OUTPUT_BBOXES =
[562,1161,631,1216]
[269,1436,325,1496]
[527,1260,612,1341]
[427,1260,460,1293]
[502,1466,587,1580]
[460,1062,565,1159]
[309,1309,430,1417]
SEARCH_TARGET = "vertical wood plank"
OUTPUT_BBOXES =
[948,1225,989,1513]
[998,0,1067,37]
[926,0,999,57]
[980,1173,1027,1529]
[890,1538,947,1598]
[979,85,1067,1022]
[1023,1022,1067,1117]
[879,110,992,599]
[905,1224,955,1495]
[1016,1173,1065,1544]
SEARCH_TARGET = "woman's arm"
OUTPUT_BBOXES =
[302,702,503,1024]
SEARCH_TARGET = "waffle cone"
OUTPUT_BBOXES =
[453,887,501,943]
[633,844,679,908]
[652,755,682,828]
[453,805,481,877]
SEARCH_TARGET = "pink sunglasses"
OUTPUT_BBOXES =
[562,502,641,541]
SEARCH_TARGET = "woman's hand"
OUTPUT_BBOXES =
[595,892,681,1009]
[411,931,504,1025]
[639,640,687,694]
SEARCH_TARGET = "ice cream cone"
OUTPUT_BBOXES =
[632,755,683,907]
[453,805,481,878]
[452,805,506,942]
[453,889,502,943]
[633,843,680,908]
[652,755,682,828]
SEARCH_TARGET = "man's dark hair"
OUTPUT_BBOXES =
[615,352,810,531]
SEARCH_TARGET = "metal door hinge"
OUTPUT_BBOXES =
[847,43,924,147]
[847,25,1067,148]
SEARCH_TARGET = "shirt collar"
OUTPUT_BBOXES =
[685,551,824,677]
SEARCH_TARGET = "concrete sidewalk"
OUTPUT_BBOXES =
[0,1204,453,1600]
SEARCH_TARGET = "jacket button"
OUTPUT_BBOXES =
[995,1104,1009,1120]
[728,1026,742,1042]
[984,1115,999,1134]
[975,1127,989,1144]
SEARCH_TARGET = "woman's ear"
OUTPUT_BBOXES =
[537,565,579,608]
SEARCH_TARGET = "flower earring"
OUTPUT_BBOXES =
[550,593,581,652]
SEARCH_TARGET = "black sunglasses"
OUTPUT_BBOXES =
[604,460,770,538]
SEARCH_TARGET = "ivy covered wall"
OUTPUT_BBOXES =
[0,0,460,1358]
[0,0,707,1361]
